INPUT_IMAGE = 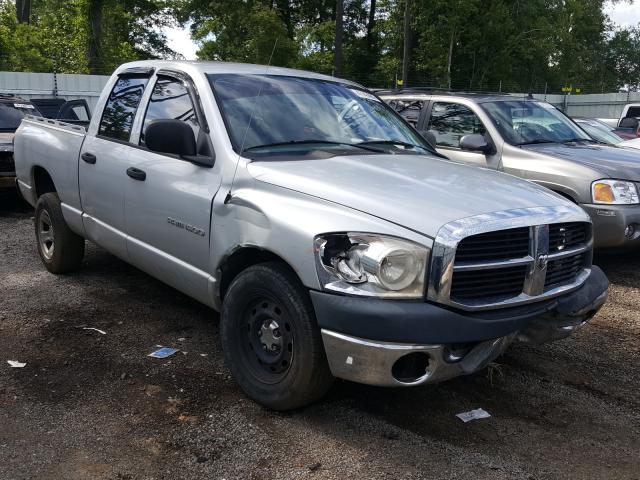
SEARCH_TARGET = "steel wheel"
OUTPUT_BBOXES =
[37,209,55,260]
[240,297,295,385]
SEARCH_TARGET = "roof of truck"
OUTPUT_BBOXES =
[375,88,537,103]
[116,60,363,88]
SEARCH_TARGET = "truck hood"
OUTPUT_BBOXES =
[0,132,14,152]
[248,154,567,236]
[520,142,640,181]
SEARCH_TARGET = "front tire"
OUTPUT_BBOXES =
[221,262,334,410]
[34,193,85,273]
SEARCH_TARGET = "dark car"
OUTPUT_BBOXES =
[0,95,43,189]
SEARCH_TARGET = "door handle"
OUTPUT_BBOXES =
[126,167,146,181]
[81,152,96,164]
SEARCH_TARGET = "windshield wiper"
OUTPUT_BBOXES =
[561,138,597,144]
[243,139,384,153]
[517,139,557,145]
[358,139,426,150]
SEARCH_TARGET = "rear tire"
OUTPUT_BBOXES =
[221,262,334,410]
[34,193,85,273]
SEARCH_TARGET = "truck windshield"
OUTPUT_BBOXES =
[208,74,432,156]
[480,100,591,146]
[0,102,41,131]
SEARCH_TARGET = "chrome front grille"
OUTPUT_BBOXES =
[449,223,590,306]
[428,207,593,311]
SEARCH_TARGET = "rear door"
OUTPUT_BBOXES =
[79,73,151,259]
[123,71,222,306]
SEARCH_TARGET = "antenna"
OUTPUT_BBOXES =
[224,38,279,204]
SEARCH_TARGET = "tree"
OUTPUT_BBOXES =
[15,0,29,23]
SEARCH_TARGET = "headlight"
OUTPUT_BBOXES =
[592,179,639,204]
[314,233,429,298]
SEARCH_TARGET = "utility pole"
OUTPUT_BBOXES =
[333,0,344,77]
[401,0,411,89]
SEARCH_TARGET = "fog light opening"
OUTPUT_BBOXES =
[391,352,430,383]
[625,225,634,238]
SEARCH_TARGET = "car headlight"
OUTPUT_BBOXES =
[592,179,639,204]
[314,233,429,298]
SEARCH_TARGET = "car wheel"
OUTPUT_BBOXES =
[34,193,85,273]
[221,262,334,410]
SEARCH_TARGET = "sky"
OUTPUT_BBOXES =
[164,1,640,60]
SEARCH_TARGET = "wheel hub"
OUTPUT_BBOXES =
[241,299,294,382]
[38,210,55,260]
[259,319,282,352]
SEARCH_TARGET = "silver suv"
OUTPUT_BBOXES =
[380,90,640,249]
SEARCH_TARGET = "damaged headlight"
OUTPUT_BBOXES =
[314,233,429,298]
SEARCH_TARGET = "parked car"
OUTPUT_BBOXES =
[573,117,624,145]
[620,137,640,151]
[30,98,92,127]
[615,103,640,139]
[0,95,44,190]
[380,90,640,249]
[14,62,608,409]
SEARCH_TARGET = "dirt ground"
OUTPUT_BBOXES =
[1,191,639,480]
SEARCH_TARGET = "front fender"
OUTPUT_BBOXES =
[209,181,433,296]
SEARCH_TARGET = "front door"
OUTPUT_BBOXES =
[425,101,493,167]
[124,74,222,306]
[79,75,150,260]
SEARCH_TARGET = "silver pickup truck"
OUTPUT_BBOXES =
[15,61,609,410]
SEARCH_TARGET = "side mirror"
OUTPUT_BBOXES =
[145,119,197,157]
[460,134,493,154]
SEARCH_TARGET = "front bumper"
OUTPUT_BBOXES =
[582,203,640,248]
[313,266,608,387]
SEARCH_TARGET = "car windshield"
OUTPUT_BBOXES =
[0,101,41,130]
[208,74,432,156]
[480,100,591,146]
[576,121,624,145]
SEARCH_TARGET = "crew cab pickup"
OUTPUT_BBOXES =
[15,61,608,410]
[381,90,640,249]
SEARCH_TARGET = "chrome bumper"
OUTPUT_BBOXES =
[321,329,515,387]
[321,288,607,387]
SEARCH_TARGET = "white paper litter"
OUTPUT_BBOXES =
[456,408,491,423]
[7,360,26,368]
[82,327,107,335]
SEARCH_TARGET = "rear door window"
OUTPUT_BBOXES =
[98,77,149,142]
[427,102,486,148]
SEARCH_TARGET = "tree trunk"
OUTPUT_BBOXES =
[366,0,377,48]
[447,27,456,90]
[334,0,344,77]
[401,0,412,88]
[87,0,104,75]
[15,0,32,24]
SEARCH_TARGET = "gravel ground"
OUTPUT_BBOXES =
[1,191,639,480]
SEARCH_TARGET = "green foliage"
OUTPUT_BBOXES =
[0,0,175,75]
[0,0,639,92]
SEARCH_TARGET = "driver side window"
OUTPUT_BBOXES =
[427,102,486,148]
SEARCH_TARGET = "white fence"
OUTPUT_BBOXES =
[0,71,110,112]
[1,71,639,120]
[532,92,640,119]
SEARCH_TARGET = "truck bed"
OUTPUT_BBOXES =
[14,115,87,224]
